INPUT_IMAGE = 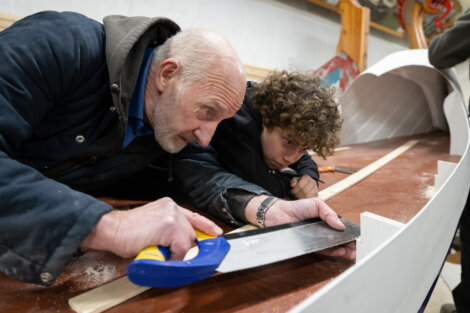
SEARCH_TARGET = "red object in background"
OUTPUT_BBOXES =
[315,52,360,93]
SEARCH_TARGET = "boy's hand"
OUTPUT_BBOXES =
[244,197,355,260]
[266,198,355,260]
[290,175,318,198]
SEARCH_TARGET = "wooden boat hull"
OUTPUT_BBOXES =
[291,49,470,313]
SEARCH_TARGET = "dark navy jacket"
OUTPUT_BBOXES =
[428,8,470,70]
[174,83,319,225]
[0,11,179,285]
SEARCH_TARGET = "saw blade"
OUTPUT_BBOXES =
[216,218,360,273]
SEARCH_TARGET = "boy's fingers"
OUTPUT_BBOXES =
[314,199,345,230]
[325,214,346,230]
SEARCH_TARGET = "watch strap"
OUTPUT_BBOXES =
[256,196,278,228]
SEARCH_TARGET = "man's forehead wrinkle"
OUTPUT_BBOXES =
[199,73,243,114]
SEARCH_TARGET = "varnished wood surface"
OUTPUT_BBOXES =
[0,131,460,313]
[336,0,369,72]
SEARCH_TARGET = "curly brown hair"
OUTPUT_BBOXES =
[251,70,342,158]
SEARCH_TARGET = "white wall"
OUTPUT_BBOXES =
[0,0,409,71]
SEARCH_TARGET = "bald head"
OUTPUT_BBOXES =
[151,28,245,91]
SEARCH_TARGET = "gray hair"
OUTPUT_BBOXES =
[150,28,243,90]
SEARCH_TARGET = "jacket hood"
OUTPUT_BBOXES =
[102,15,180,122]
[103,15,180,82]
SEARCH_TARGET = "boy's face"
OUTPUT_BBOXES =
[260,126,308,170]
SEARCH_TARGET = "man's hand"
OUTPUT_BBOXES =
[290,175,318,198]
[81,197,222,260]
[245,197,355,260]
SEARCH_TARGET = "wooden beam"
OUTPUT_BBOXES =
[336,0,370,72]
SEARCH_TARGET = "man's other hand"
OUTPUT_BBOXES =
[81,197,222,260]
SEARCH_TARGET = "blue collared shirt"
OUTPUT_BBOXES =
[122,48,155,148]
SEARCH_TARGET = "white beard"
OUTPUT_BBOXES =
[151,87,190,153]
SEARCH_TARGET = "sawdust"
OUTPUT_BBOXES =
[82,264,116,284]
[57,252,117,291]
[424,185,438,199]
[419,172,434,184]
[418,172,437,199]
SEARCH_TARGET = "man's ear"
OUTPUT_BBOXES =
[155,58,181,93]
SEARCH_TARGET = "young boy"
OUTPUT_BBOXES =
[174,70,342,226]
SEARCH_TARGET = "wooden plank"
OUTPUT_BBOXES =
[319,140,419,201]
[69,276,149,313]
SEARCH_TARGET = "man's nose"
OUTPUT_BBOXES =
[194,122,217,147]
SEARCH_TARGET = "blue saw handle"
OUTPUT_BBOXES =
[127,233,230,287]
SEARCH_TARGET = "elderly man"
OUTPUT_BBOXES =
[0,10,350,287]
[0,11,245,286]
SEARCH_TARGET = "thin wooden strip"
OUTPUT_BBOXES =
[318,140,419,201]
[68,276,149,313]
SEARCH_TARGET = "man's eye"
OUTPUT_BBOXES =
[204,108,213,118]
[199,107,215,120]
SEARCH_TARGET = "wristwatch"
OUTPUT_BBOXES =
[256,196,279,228]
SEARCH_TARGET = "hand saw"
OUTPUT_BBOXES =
[127,217,360,288]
